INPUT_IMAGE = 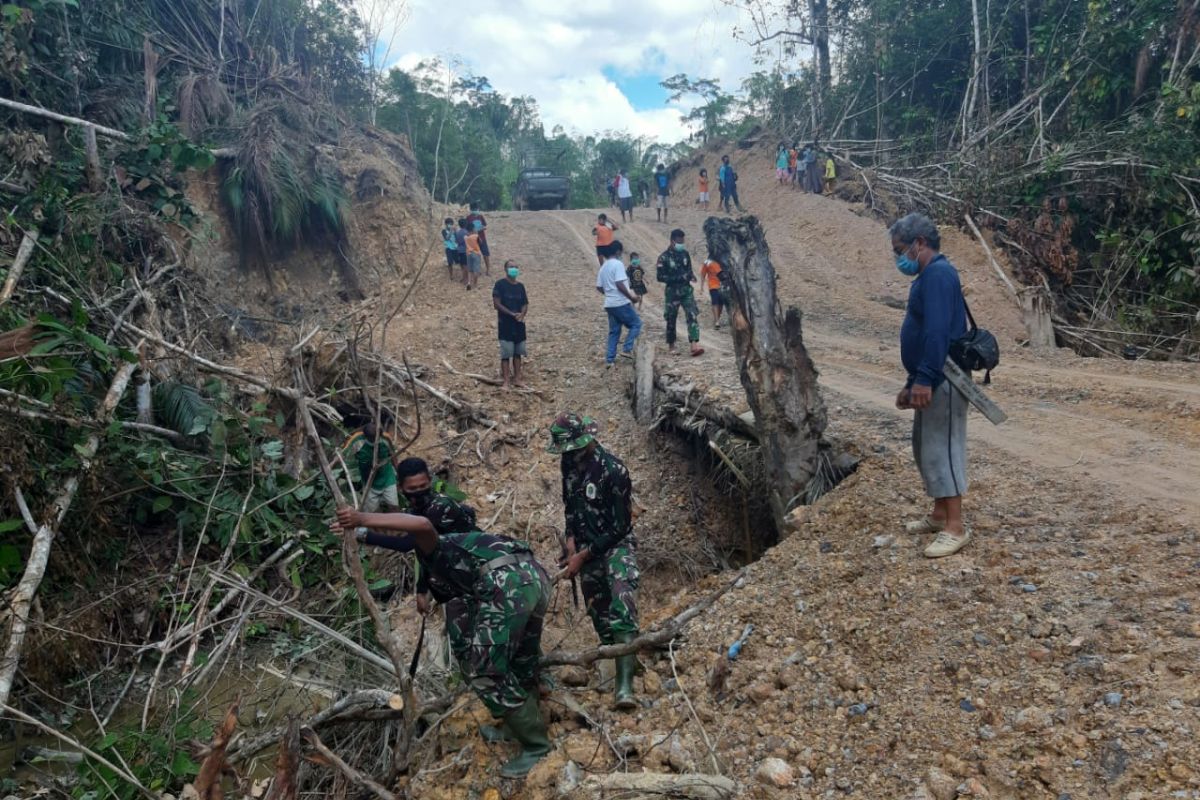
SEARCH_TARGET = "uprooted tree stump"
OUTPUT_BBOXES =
[704,215,830,533]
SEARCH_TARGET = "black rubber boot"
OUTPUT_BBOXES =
[613,632,638,710]
[499,695,551,778]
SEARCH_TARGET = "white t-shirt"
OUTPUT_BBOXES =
[596,258,632,308]
[616,176,632,199]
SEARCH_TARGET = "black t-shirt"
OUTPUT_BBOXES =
[493,279,528,343]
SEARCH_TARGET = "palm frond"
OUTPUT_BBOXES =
[152,381,215,436]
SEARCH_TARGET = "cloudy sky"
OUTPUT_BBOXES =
[384,0,767,143]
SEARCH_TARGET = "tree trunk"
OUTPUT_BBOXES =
[703,216,829,534]
[810,0,832,111]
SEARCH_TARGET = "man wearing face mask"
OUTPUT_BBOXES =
[493,260,529,389]
[548,413,640,710]
[890,213,971,558]
[655,229,705,357]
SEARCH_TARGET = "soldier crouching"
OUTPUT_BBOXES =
[334,507,552,777]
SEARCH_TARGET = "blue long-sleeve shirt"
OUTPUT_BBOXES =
[900,254,967,389]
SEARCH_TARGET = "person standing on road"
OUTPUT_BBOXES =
[718,155,743,213]
[653,163,671,223]
[825,153,837,194]
[607,175,617,208]
[616,169,634,222]
[699,254,726,330]
[593,213,617,264]
[493,260,529,389]
[775,143,789,184]
[548,412,640,711]
[466,204,491,276]
[655,229,705,357]
[890,213,972,559]
[637,176,650,208]
[334,507,553,776]
[455,218,469,284]
[698,168,710,210]
[441,217,459,280]
[464,226,483,289]
[595,240,642,366]
[805,143,823,194]
[788,144,800,189]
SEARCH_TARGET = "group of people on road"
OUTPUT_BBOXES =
[608,164,674,224]
[441,204,494,289]
[348,183,975,784]
[775,141,836,195]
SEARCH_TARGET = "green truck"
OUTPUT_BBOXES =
[513,168,570,211]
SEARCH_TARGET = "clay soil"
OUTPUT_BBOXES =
[306,140,1200,800]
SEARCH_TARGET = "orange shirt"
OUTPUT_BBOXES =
[699,176,709,192]
[700,259,723,290]
[594,223,615,247]
[788,149,798,168]
[465,233,481,255]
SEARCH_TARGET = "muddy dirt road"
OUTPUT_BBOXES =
[385,158,1199,798]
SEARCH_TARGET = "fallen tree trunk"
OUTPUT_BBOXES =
[704,216,829,533]
[0,228,40,307]
[0,357,139,709]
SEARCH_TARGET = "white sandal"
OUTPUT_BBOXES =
[923,528,972,558]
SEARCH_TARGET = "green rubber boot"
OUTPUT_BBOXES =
[479,720,513,742]
[499,695,551,778]
[613,632,638,711]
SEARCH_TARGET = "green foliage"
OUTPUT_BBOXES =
[73,705,210,800]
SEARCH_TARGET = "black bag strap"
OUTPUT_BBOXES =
[962,298,979,333]
[408,615,426,678]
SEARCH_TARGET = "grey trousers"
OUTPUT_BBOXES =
[912,381,968,499]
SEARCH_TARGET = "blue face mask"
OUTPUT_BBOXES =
[506,267,520,279]
[674,243,686,252]
[895,245,920,276]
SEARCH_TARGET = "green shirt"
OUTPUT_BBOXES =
[355,437,396,489]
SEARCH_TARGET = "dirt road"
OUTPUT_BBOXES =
[387,159,1199,798]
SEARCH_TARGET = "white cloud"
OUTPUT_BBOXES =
[381,0,766,142]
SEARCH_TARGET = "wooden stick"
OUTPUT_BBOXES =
[0,96,131,140]
[1,228,40,306]
[963,213,1018,297]
[302,728,397,800]
[542,571,742,666]
[0,357,139,709]
[83,124,103,191]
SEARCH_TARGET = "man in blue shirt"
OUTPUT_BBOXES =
[717,154,742,213]
[890,213,971,558]
[653,164,670,223]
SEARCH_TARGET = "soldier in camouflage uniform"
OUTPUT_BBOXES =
[655,228,706,357]
[547,413,641,710]
[335,507,552,777]
[394,457,478,667]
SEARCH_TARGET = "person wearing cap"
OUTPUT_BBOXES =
[332,506,553,777]
[547,413,640,710]
[655,229,705,357]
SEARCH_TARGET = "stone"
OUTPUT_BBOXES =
[557,760,583,794]
[925,766,958,800]
[746,681,775,703]
[755,757,795,787]
[957,777,991,797]
[558,665,590,687]
[1104,692,1123,708]
[642,668,662,695]
[1015,706,1053,732]
[959,698,977,712]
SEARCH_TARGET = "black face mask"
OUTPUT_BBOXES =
[405,490,433,512]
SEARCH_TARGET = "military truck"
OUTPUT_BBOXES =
[513,168,570,211]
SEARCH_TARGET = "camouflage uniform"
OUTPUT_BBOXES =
[560,444,639,643]
[411,494,479,668]
[418,531,550,716]
[655,247,701,345]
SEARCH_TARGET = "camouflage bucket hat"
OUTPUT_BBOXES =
[546,413,598,454]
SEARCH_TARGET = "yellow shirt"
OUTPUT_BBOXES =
[825,158,836,179]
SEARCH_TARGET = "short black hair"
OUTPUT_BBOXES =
[396,457,430,481]
[598,213,608,221]
[629,251,640,259]
[607,240,624,256]
[457,218,467,227]
[670,228,686,241]
[444,217,454,225]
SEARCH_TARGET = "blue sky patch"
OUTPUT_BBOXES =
[602,66,669,111]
